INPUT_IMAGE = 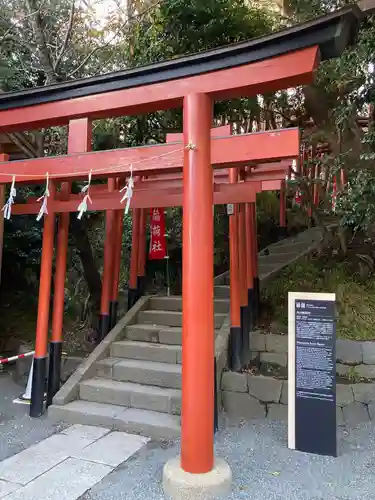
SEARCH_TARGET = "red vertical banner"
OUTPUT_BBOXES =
[149,208,167,260]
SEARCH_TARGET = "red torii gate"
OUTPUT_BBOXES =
[0,6,360,497]
[10,128,293,366]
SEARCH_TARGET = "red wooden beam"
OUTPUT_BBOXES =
[24,170,286,206]
[166,125,231,143]
[0,129,299,184]
[13,181,260,215]
[0,47,319,133]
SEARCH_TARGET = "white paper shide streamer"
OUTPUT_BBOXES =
[2,176,16,220]
[36,173,50,222]
[77,170,92,220]
[120,165,134,215]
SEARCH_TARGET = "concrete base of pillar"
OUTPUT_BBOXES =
[163,457,232,500]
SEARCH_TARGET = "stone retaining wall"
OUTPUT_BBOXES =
[251,332,375,379]
[221,372,375,426]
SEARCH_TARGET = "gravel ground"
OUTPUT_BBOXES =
[0,369,66,461]
[2,369,375,500]
[82,418,375,500]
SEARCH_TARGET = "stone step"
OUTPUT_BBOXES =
[124,325,220,346]
[111,340,182,364]
[48,400,180,440]
[214,285,230,299]
[149,296,230,314]
[96,358,182,389]
[80,377,182,415]
[125,324,183,345]
[138,310,226,329]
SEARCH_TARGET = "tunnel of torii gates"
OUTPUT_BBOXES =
[6,124,295,408]
[0,5,360,480]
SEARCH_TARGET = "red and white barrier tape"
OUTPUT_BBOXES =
[0,351,34,365]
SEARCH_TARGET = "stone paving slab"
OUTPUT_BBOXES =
[0,425,149,500]
[72,431,149,467]
[0,441,69,486]
[4,458,112,500]
[0,480,20,498]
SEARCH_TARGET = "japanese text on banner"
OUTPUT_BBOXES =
[149,208,167,260]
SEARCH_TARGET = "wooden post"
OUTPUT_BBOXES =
[238,204,249,366]
[0,153,9,288]
[100,178,116,340]
[137,207,147,298]
[47,118,91,406]
[181,93,214,474]
[30,181,56,418]
[250,202,260,324]
[128,208,140,310]
[279,180,287,238]
[228,168,242,372]
[245,203,255,332]
[109,200,124,329]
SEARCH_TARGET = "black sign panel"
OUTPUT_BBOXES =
[295,299,336,457]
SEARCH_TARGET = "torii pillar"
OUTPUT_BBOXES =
[128,207,140,310]
[47,118,91,406]
[163,93,231,496]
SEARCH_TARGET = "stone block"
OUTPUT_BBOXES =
[159,327,182,346]
[95,358,121,378]
[267,404,288,421]
[139,310,183,327]
[111,340,180,364]
[336,339,362,365]
[280,381,288,404]
[112,359,182,389]
[352,383,375,404]
[222,391,266,419]
[362,341,375,365]
[342,402,370,426]
[260,352,287,367]
[251,331,266,352]
[80,378,131,407]
[125,325,161,343]
[265,334,288,354]
[336,384,354,407]
[221,372,248,393]
[356,364,375,379]
[247,375,282,403]
[336,406,345,427]
[336,363,350,377]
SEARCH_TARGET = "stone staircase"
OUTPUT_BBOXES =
[49,295,229,440]
[50,227,323,440]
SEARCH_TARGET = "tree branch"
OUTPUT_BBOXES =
[67,0,162,79]
[25,0,57,83]
[53,1,75,73]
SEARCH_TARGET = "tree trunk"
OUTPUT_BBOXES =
[69,216,102,327]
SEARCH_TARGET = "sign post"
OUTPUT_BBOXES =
[288,292,336,457]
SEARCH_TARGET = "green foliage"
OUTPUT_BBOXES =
[264,254,375,341]
[336,169,375,231]
[130,0,276,65]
